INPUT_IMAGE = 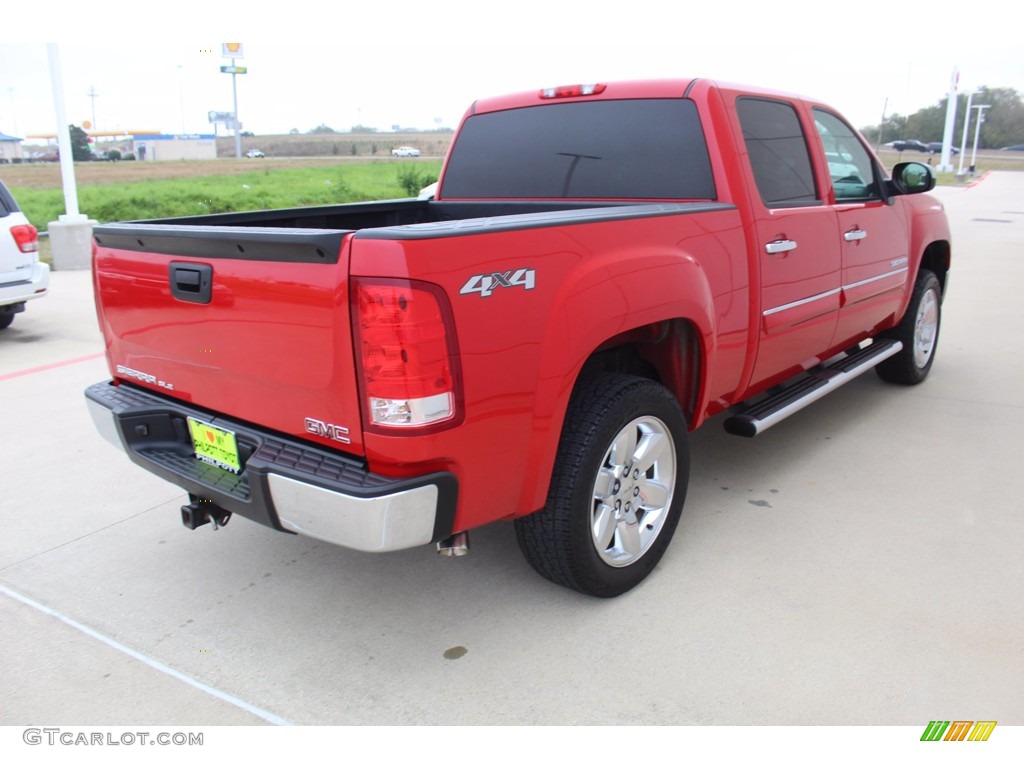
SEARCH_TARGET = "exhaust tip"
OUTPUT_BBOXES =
[436,531,470,557]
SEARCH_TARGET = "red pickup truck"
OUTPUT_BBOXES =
[86,79,950,597]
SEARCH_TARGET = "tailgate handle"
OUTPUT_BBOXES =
[169,262,213,304]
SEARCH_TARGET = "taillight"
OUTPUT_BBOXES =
[539,83,607,99]
[352,278,462,431]
[11,224,38,253]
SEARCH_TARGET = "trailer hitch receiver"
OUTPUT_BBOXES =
[181,495,232,531]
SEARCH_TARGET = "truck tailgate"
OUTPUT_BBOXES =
[92,225,366,455]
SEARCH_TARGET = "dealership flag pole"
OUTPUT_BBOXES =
[937,67,959,173]
[46,44,94,270]
[47,44,81,220]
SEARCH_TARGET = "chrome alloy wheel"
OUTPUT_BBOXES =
[590,416,676,567]
[914,286,940,369]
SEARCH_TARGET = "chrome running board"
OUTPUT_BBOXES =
[723,339,903,437]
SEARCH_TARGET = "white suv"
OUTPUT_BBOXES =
[391,146,421,157]
[0,180,49,330]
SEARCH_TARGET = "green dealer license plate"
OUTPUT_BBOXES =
[187,417,241,474]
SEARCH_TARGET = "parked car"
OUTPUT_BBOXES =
[245,149,265,158]
[0,180,49,329]
[927,142,958,155]
[1000,144,1024,151]
[888,140,930,152]
[392,146,421,157]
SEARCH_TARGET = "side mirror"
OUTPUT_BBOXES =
[891,162,936,195]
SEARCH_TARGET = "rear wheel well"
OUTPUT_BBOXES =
[576,320,701,425]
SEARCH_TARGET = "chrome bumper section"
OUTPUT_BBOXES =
[84,380,457,552]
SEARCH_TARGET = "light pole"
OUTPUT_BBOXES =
[957,90,980,176]
[969,105,991,174]
[7,88,17,137]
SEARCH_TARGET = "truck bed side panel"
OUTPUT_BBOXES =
[349,205,749,531]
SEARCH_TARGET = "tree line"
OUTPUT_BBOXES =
[860,87,1024,149]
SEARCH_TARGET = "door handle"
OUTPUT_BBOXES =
[844,229,867,242]
[765,239,798,254]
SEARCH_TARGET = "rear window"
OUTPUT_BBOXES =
[441,99,716,200]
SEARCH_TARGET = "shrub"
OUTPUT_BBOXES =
[397,167,438,197]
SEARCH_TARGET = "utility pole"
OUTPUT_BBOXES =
[876,97,888,150]
[177,65,186,134]
[86,85,99,129]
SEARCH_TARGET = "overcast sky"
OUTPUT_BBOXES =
[3,3,1021,143]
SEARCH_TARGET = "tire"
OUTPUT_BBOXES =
[875,269,942,385]
[515,374,689,597]
[0,312,13,330]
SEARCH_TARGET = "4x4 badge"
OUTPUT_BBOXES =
[459,268,535,298]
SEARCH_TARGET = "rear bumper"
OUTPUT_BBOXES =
[0,262,50,307]
[84,380,457,552]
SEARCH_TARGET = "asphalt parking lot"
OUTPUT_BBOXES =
[2,173,1022,727]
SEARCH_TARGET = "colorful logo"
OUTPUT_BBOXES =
[920,721,997,741]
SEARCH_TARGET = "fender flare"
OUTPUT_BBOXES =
[900,197,952,319]
[515,247,718,514]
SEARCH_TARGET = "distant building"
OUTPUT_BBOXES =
[22,130,219,162]
[130,134,217,161]
[0,131,24,163]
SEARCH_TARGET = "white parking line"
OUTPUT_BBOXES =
[1,584,293,726]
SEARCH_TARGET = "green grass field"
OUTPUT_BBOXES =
[11,144,1021,267]
[12,140,1022,232]
[10,160,442,231]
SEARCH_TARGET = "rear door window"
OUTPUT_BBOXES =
[737,97,819,207]
[441,99,716,200]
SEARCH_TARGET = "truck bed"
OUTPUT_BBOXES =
[106,198,652,232]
